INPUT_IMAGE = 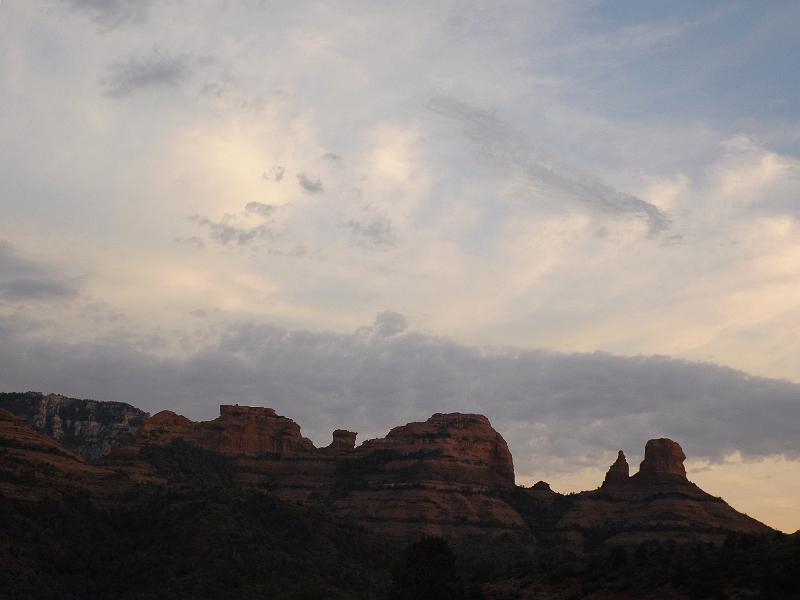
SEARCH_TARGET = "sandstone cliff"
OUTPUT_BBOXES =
[329,412,522,538]
[0,391,148,461]
[105,407,525,538]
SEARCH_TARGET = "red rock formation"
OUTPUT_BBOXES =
[109,408,524,538]
[636,437,686,479]
[137,405,315,456]
[360,412,515,486]
[326,429,357,451]
[329,413,522,537]
[555,438,771,550]
[601,450,630,487]
[102,407,774,544]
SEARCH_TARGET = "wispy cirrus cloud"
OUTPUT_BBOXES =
[427,97,671,235]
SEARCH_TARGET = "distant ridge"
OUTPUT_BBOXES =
[0,391,148,460]
[0,392,772,546]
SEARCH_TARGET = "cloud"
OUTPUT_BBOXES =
[263,166,285,182]
[297,173,324,194]
[103,52,193,98]
[427,97,670,234]
[244,202,277,218]
[372,310,407,337]
[188,215,275,247]
[64,0,151,28]
[322,152,343,164]
[174,236,206,249]
[346,217,396,250]
[2,313,798,483]
[0,241,79,302]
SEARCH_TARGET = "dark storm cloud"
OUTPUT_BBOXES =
[427,97,670,235]
[64,0,152,28]
[2,313,798,481]
[103,52,192,98]
[346,217,396,250]
[0,241,79,301]
[297,173,323,194]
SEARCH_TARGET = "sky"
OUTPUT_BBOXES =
[1,1,799,531]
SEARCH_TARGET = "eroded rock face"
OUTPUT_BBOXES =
[0,409,122,502]
[113,408,523,538]
[602,450,630,487]
[361,412,515,486]
[637,438,686,478]
[138,405,315,456]
[0,391,149,461]
[330,413,522,537]
[327,429,357,451]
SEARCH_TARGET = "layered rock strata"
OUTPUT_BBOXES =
[0,391,148,461]
[0,409,122,502]
[107,408,524,538]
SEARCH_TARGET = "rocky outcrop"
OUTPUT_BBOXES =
[0,409,121,501]
[138,405,316,456]
[636,437,687,479]
[327,429,357,451]
[8,395,773,546]
[329,413,522,537]
[0,392,149,461]
[358,412,515,486]
[601,450,630,487]
[553,438,772,550]
[107,408,524,538]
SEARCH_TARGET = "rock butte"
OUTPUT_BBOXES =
[1,399,774,547]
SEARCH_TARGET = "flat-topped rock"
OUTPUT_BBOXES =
[327,429,357,450]
[137,405,315,456]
